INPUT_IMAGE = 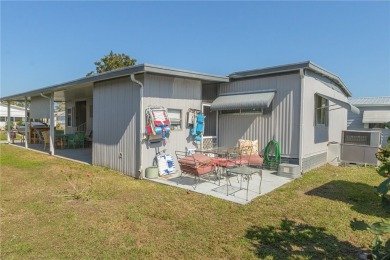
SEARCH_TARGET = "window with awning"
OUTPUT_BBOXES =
[210,91,275,111]
[362,110,390,124]
[315,93,360,115]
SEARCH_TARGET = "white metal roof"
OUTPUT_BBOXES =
[229,61,353,97]
[348,97,390,106]
[0,64,229,102]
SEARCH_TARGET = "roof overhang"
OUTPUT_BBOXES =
[1,64,229,102]
[316,93,360,114]
[229,61,352,97]
[210,90,275,111]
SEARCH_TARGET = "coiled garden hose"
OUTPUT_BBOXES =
[264,139,281,170]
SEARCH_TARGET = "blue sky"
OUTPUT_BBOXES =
[1,1,389,98]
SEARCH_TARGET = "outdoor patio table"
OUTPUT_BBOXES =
[195,146,239,184]
[226,165,262,201]
[195,146,234,157]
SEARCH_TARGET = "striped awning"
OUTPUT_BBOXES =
[210,91,275,111]
[316,93,360,114]
[362,110,390,123]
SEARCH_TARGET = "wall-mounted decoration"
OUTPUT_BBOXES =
[145,107,171,142]
[187,108,204,142]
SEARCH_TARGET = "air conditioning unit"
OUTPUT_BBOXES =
[277,163,301,179]
[342,130,382,147]
[340,130,381,166]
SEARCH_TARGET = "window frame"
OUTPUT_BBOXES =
[369,123,385,129]
[315,94,329,126]
[167,108,182,131]
[67,108,72,127]
[220,108,263,115]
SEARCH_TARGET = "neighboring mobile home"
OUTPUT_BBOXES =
[347,96,390,146]
[1,61,359,176]
[0,103,26,129]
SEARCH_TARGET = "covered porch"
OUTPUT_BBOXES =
[2,79,94,159]
[10,141,92,164]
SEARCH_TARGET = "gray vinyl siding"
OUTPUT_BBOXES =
[142,74,202,169]
[93,77,140,177]
[301,71,348,160]
[305,70,345,95]
[347,109,363,129]
[218,73,301,158]
[347,106,390,146]
[202,83,218,101]
[348,106,390,129]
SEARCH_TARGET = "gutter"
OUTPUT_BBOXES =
[130,74,144,179]
[299,69,305,173]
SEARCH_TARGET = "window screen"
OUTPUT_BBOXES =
[168,108,182,130]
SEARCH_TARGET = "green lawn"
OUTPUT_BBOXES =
[0,131,7,141]
[0,144,388,259]
[0,131,22,141]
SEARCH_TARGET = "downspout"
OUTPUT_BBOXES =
[40,93,55,155]
[130,74,144,179]
[299,69,305,173]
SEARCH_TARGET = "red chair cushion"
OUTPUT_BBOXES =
[212,158,236,167]
[242,155,263,166]
[178,153,211,166]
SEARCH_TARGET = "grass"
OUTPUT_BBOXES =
[0,144,388,259]
[0,131,8,141]
[0,131,23,141]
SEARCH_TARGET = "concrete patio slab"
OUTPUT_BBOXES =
[5,142,295,204]
[148,169,294,205]
[8,142,92,164]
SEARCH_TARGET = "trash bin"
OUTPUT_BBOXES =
[145,166,159,179]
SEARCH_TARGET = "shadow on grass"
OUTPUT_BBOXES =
[305,180,386,217]
[246,219,360,259]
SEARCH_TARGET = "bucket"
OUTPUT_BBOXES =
[145,166,159,179]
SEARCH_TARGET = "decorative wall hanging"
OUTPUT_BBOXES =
[145,107,171,142]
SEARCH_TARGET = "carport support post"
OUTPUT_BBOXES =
[7,101,11,143]
[24,97,28,148]
[49,92,55,155]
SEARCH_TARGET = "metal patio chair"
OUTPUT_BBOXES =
[68,131,85,148]
[175,151,218,190]
[41,131,50,150]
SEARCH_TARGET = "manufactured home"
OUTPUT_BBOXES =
[1,61,359,176]
[347,96,390,146]
[0,103,26,129]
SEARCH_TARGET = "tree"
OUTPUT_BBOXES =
[3,101,26,108]
[87,51,137,76]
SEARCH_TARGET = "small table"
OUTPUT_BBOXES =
[54,133,74,149]
[226,165,262,201]
[195,146,237,157]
